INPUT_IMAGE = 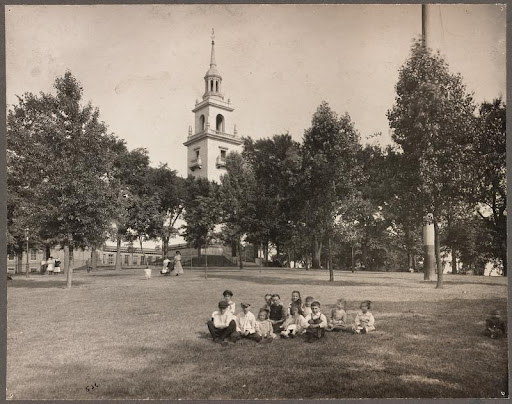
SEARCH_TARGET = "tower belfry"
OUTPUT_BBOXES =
[183,30,242,182]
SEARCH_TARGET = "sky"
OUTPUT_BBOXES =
[6,4,506,181]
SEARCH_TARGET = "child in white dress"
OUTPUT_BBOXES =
[280,304,308,338]
[255,309,276,341]
[352,300,375,334]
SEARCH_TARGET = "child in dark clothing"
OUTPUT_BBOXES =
[269,294,288,333]
[484,309,507,339]
[261,293,273,315]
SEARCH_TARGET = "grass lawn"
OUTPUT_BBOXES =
[6,266,508,400]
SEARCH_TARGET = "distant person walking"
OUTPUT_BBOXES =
[46,256,55,275]
[172,251,184,276]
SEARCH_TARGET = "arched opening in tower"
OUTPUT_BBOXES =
[215,81,218,92]
[200,115,205,131]
[216,114,224,133]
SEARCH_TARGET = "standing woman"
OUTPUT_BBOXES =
[173,251,184,276]
[46,256,55,275]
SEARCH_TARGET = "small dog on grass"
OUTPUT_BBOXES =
[484,309,507,339]
[144,268,152,280]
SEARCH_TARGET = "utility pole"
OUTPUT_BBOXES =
[421,4,436,281]
[421,4,428,49]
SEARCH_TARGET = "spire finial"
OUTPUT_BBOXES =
[209,29,216,67]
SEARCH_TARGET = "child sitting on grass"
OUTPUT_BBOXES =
[255,309,276,341]
[327,298,350,332]
[303,296,314,317]
[287,290,305,315]
[223,289,236,314]
[269,294,288,333]
[280,303,308,338]
[304,301,328,343]
[352,300,375,334]
[207,300,238,346]
[261,293,273,315]
[234,302,262,343]
[484,309,507,339]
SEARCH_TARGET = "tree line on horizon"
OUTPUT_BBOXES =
[7,39,506,287]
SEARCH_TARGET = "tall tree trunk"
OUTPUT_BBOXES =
[139,237,148,268]
[115,235,122,270]
[16,250,23,274]
[352,244,355,273]
[264,241,269,265]
[412,254,417,272]
[162,236,169,258]
[361,242,368,271]
[65,243,72,289]
[408,252,412,271]
[91,247,98,270]
[328,235,334,282]
[435,219,443,289]
[312,237,322,269]
[451,248,457,274]
[45,245,51,261]
[204,240,208,279]
[238,238,243,270]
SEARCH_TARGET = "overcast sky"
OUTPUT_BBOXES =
[6,4,506,180]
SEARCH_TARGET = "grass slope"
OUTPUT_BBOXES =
[6,267,508,399]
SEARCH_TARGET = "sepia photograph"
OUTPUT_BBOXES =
[4,3,507,400]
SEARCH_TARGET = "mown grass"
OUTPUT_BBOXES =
[6,267,508,399]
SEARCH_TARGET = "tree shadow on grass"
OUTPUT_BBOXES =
[7,280,89,289]
[440,280,507,287]
[206,273,404,288]
[88,272,142,278]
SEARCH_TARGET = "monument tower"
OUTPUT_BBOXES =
[183,30,243,183]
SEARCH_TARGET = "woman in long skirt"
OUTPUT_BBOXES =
[173,251,184,276]
[46,256,55,275]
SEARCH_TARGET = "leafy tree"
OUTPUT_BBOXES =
[181,177,222,277]
[473,98,506,275]
[387,39,477,287]
[147,165,186,258]
[219,152,258,269]
[125,193,161,268]
[379,146,424,271]
[109,147,152,270]
[301,102,362,280]
[242,134,302,266]
[7,71,120,286]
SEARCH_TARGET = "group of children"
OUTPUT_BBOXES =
[206,289,376,345]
